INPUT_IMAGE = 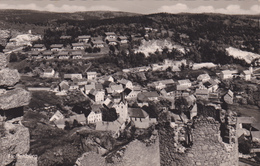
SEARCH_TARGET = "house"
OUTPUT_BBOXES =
[161,86,176,97]
[104,76,114,82]
[77,35,91,43]
[92,40,105,48]
[137,91,159,102]
[202,79,218,92]
[30,51,41,59]
[111,92,122,103]
[242,70,251,81]
[113,100,128,121]
[197,73,211,83]
[118,79,133,89]
[42,50,53,59]
[237,116,257,129]
[103,98,113,108]
[50,44,64,52]
[124,88,140,100]
[106,38,118,46]
[71,51,83,59]
[85,83,95,94]
[127,107,156,128]
[224,90,234,104]
[68,114,87,125]
[220,70,238,79]
[89,89,105,103]
[95,117,125,138]
[109,84,124,94]
[118,36,128,44]
[50,110,64,122]
[42,68,55,78]
[128,107,149,120]
[151,79,175,90]
[86,104,102,123]
[31,44,46,51]
[72,43,86,50]
[69,83,79,90]
[64,73,83,80]
[105,32,116,39]
[59,80,70,91]
[177,79,192,91]
[195,89,209,99]
[60,35,72,40]
[87,72,97,80]
[57,51,70,59]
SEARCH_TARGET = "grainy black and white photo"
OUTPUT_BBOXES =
[0,0,259,165]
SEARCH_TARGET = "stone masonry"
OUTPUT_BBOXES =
[183,117,238,166]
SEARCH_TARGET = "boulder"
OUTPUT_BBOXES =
[0,120,30,166]
[0,68,20,87]
[0,53,8,69]
[0,88,31,110]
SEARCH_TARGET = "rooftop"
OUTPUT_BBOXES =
[128,108,149,118]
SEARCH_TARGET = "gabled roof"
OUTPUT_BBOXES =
[95,83,103,91]
[195,89,209,95]
[95,117,124,132]
[118,36,128,40]
[42,50,53,55]
[105,32,116,36]
[111,84,123,91]
[91,104,102,114]
[118,79,131,85]
[72,43,85,47]
[128,108,149,118]
[251,123,260,131]
[87,71,97,75]
[242,70,251,75]
[160,79,175,85]
[60,35,71,39]
[78,35,91,39]
[71,51,83,56]
[50,44,63,48]
[58,51,69,56]
[221,70,238,75]
[33,44,45,48]
[85,84,95,90]
[178,79,191,85]
[92,40,104,44]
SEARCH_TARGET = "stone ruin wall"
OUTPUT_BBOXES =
[0,52,33,166]
[183,117,238,166]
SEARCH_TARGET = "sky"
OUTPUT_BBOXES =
[0,0,259,15]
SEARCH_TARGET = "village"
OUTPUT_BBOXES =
[1,25,260,165]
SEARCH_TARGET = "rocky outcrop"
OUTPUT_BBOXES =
[15,154,38,166]
[0,118,30,166]
[0,53,8,69]
[0,68,20,87]
[0,88,31,110]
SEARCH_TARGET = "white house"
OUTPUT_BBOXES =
[42,68,55,78]
[105,32,116,39]
[31,44,46,51]
[77,35,91,43]
[58,51,70,59]
[87,104,102,123]
[87,72,97,80]
[72,43,85,50]
[220,70,238,79]
[177,79,192,91]
[71,51,83,59]
[118,79,133,89]
[50,44,64,52]
[242,70,251,81]
[118,36,128,44]
[113,100,128,121]
[202,79,218,92]
[89,89,105,103]
[92,40,105,48]
[50,110,64,122]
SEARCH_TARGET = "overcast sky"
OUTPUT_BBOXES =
[0,0,259,15]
